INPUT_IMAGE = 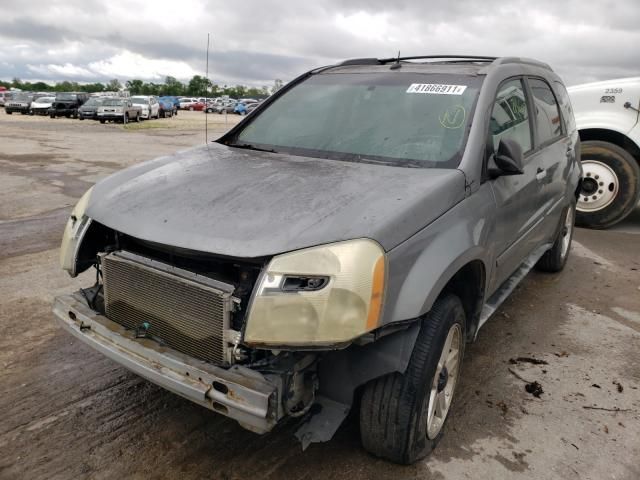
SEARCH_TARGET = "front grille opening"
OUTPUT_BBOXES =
[101,251,234,365]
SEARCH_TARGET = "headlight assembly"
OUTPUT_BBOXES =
[60,186,94,276]
[243,239,386,347]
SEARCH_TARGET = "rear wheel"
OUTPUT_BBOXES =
[100,119,105,124]
[7,111,12,115]
[536,201,575,273]
[123,113,128,124]
[360,295,465,464]
[189,106,194,111]
[576,140,640,229]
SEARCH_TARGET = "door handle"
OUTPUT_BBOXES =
[536,168,547,181]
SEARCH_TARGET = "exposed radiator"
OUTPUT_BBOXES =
[101,251,235,364]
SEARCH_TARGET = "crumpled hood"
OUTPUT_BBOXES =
[86,143,466,258]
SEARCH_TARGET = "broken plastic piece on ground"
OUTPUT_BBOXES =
[525,381,544,397]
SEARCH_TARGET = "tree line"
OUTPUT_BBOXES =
[0,75,282,99]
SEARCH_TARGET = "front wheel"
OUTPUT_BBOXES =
[576,140,640,229]
[360,294,465,464]
[189,106,194,111]
[99,119,105,124]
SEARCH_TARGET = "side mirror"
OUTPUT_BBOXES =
[488,138,524,178]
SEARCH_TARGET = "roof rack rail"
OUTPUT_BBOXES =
[338,58,382,66]
[337,55,554,71]
[377,55,497,63]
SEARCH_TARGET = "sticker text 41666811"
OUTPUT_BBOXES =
[406,84,467,95]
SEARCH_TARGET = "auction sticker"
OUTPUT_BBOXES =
[406,84,467,95]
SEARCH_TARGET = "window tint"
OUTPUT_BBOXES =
[529,78,562,144]
[490,79,532,153]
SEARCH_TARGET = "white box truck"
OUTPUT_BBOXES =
[568,77,640,228]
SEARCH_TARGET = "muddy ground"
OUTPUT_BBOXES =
[1,111,639,480]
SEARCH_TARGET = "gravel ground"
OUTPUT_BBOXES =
[1,111,639,480]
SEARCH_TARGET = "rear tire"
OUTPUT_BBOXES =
[576,140,640,229]
[6,111,12,115]
[100,119,105,124]
[360,295,466,464]
[536,201,575,273]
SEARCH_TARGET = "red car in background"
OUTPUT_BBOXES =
[190,101,206,111]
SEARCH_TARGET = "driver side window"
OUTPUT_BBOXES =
[490,79,532,154]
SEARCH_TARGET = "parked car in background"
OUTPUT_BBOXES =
[233,102,248,115]
[50,92,90,118]
[30,96,56,115]
[246,101,262,114]
[78,97,104,120]
[97,98,142,123]
[0,91,12,107]
[54,55,580,465]
[131,95,160,120]
[158,97,175,118]
[568,77,640,228]
[179,97,197,109]
[159,96,180,116]
[5,92,34,114]
[190,101,206,111]
[216,101,237,114]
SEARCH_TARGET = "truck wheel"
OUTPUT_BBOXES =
[576,140,640,229]
[360,294,465,464]
[536,201,575,273]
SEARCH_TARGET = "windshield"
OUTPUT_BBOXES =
[102,99,124,106]
[235,72,481,168]
[56,93,77,101]
[13,93,32,101]
[131,97,147,104]
[83,98,101,106]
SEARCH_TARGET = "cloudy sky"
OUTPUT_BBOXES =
[1,0,639,87]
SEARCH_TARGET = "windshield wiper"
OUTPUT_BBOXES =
[227,143,276,153]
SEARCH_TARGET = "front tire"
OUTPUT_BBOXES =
[536,201,576,273]
[360,295,465,464]
[576,140,640,229]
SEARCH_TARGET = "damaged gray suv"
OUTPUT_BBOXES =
[54,55,581,464]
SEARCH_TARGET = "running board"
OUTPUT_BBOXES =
[475,243,552,339]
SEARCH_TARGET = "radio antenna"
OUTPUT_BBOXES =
[205,33,210,144]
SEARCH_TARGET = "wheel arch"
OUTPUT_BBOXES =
[437,259,486,342]
[579,128,640,165]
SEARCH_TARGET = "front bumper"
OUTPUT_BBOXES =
[97,113,124,120]
[51,107,77,116]
[79,111,97,119]
[5,105,30,113]
[53,292,280,433]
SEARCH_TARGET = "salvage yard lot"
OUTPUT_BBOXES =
[0,112,639,480]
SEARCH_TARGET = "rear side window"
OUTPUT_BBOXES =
[490,79,532,153]
[553,81,576,133]
[528,78,563,145]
